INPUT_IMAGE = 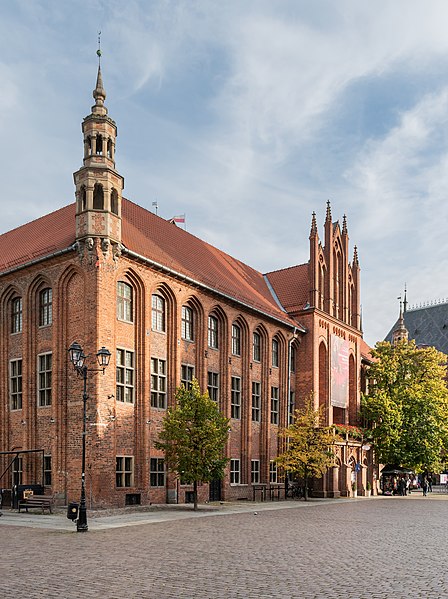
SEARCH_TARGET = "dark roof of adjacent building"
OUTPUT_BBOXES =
[0,199,305,329]
[385,302,448,355]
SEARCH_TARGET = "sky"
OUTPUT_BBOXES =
[1,0,448,346]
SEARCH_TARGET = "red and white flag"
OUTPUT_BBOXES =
[169,214,186,226]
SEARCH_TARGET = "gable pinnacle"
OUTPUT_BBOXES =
[310,211,317,235]
[353,245,359,265]
[342,214,347,235]
[325,200,332,223]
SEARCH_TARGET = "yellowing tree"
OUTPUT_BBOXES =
[276,399,338,501]
[155,379,230,510]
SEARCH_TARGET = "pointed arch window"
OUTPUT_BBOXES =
[107,138,112,158]
[181,306,194,341]
[39,288,52,327]
[152,294,165,332]
[231,324,241,356]
[117,282,133,323]
[208,315,218,349]
[272,338,279,368]
[111,188,118,215]
[93,184,104,210]
[253,332,261,362]
[11,297,22,333]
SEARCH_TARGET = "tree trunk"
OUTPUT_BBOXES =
[193,480,198,511]
[304,472,309,502]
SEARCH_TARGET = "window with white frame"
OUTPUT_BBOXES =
[269,460,278,483]
[230,459,240,484]
[253,332,261,362]
[117,281,133,322]
[116,349,134,403]
[44,455,52,486]
[208,315,218,349]
[290,345,296,373]
[270,386,279,425]
[39,288,52,327]
[272,338,279,368]
[207,371,219,402]
[231,324,241,356]
[181,364,194,390]
[231,376,241,419]
[151,358,167,408]
[38,353,52,407]
[10,358,22,410]
[11,297,22,334]
[151,294,165,332]
[251,459,260,484]
[181,305,194,341]
[251,381,261,422]
[116,456,134,487]
[288,390,295,425]
[150,457,165,486]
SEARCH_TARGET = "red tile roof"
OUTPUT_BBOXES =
[265,264,310,313]
[0,200,300,327]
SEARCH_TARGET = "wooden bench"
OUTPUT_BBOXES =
[18,494,54,514]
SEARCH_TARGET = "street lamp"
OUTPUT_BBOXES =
[68,341,111,532]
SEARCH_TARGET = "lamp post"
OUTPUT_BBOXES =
[68,341,111,532]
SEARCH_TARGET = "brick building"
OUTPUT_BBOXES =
[0,66,372,508]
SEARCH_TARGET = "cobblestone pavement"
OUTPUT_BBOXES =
[1,494,448,598]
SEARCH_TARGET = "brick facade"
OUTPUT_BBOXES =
[0,66,373,508]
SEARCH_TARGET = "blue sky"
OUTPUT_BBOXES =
[1,0,448,346]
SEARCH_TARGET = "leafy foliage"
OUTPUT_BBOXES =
[361,340,448,472]
[276,399,338,500]
[154,379,230,509]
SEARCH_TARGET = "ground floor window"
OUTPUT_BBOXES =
[116,456,134,487]
[44,455,52,486]
[251,460,260,484]
[269,460,278,483]
[230,459,240,484]
[150,458,165,487]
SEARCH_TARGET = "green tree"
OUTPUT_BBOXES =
[361,340,448,472]
[155,379,230,510]
[276,399,337,501]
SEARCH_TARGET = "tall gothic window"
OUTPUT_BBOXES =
[152,295,165,332]
[208,315,218,349]
[11,297,22,333]
[181,306,194,341]
[117,282,133,323]
[39,288,52,327]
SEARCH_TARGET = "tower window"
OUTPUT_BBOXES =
[111,189,118,215]
[96,134,103,155]
[81,186,87,211]
[93,184,104,210]
[107,138,112,158]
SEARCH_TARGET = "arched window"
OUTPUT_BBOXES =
[93,184,104,210]
[111,188,118,215]
[152,294,165,332]
[107,138,112,158]
[11,297,22,333]
[96,134,103,155]
[253,332,261,362]
[208,315,218,349]
[117,282,133,322]
[290,345,296,373]
[39,288,52,327]
[181,306,194,341]
[272,338,279,367]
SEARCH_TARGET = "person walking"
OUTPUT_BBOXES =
[422,477,428,497]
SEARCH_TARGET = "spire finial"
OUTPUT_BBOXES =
[403,283,408,313]
[92,33,107,116]
[97,31,102,66]
[342,214,347,234]
[353,245,359,265]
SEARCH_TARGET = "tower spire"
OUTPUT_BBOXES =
[403,283,408,313]
[392,294,409,345]
[73,39,124,248]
